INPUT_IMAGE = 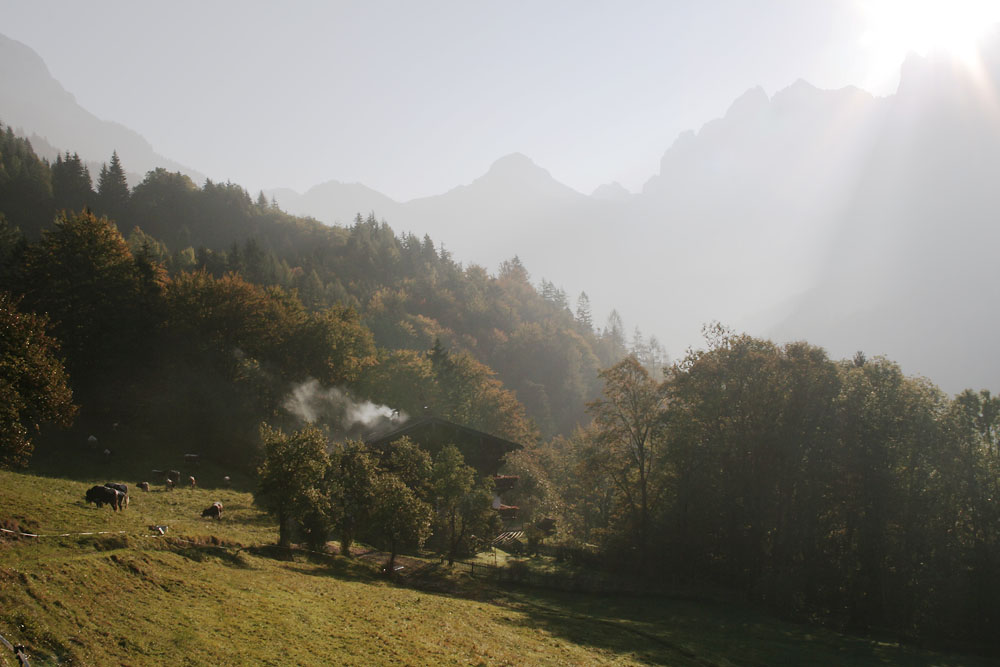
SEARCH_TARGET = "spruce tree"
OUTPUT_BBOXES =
[575,291,593,332]
[52,152,93,212]
[96,151,130,221]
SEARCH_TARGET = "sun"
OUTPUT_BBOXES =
[859,0,1000,86]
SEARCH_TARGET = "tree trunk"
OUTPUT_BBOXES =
[340,526,354,557]
[278,510,292,548]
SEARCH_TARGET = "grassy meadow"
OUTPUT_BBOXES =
[0,464,994,666]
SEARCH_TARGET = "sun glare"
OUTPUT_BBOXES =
[860,0,1000,88]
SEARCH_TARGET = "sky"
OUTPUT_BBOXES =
[0,1,996,200]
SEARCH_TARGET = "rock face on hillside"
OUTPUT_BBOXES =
[773,48,1000,391]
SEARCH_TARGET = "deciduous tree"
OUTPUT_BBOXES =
[0,292,76,467]
[431,444,497,564]
[585,355,667,569]
[368,473,432,572]
[255,423,332,548]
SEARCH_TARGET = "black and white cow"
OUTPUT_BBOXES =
[201,502,223,520]
[104,482,129,509]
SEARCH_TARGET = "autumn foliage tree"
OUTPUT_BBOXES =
[0,293,76,467]
[583,356,667,569]
[255,423,332,548]
[14,210,163,420]
[430,444,498,564]
[367,473,432,572]
[329,440,379,556]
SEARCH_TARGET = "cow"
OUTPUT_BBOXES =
[188,476,196,489]
[138,481,150,492]
[223,475,231,487]
[104,483,129,509]
[201,502,223,520]
[165,479,175,491]
[85,485,121,510]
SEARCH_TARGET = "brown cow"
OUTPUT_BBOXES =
[85,485,121,510]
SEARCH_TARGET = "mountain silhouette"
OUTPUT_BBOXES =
[0,33,202,183]
[2,30,999,393]
[773,45,1000,392]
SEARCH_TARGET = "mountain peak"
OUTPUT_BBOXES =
[477,152,572,193]
[425,151,585,202]
[725,85,769,118]
[591,181,631,201]
[0,34,54,80]
[486,152,543,176]
[0,32,202,182]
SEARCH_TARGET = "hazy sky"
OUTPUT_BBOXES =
[0,1,989,199]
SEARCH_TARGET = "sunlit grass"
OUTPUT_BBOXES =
[1,467,994,666]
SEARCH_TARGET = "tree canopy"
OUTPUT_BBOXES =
[0,292,76,467]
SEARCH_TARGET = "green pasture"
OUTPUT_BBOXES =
[0,468,993,666]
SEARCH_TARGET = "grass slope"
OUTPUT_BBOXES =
[0,468,992,666]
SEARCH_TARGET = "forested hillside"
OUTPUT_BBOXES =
[0,123,662,446]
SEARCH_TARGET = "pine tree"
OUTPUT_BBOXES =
[52,152,93,212]
[96,151,130,221]
[575,292,593,332]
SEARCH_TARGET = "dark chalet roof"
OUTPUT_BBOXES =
[364,416,523,477]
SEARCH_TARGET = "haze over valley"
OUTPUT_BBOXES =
[2,3,999,395]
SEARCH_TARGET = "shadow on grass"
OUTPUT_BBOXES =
[230,512,276,527]
[497,588,992,667]
[380,558,994,667]
[172,545,250,568]
[146,536,251,569]
[247,544,381,582]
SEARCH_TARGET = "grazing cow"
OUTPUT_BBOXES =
[188,476,196,489]
[104,483,129,509]
[165,479,175,491]
[201,502,223,520]
[138,481,150,492]
[85,485,121,510]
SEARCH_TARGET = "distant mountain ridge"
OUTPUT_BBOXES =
[265,40,1000,394]
[3,30,1000,394]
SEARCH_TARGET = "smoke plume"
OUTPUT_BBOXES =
[283,379,404,437]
